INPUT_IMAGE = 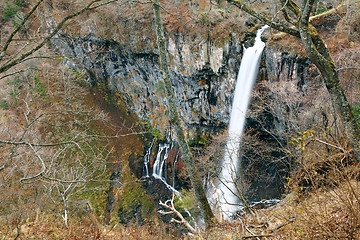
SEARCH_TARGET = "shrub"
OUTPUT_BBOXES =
[0,100,8,109]
[2,0,24,21]
[3,4,18,21]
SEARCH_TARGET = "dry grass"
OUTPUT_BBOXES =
[8,175,360,240]
[197,172,360,240]
[2,213,176,240]
[265,179,360,239]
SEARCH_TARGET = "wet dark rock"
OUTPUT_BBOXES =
[264,46,319,91]
[142,176,189,234]
[118,202,144,225]
[241,31,257,48]
[128,154,144,179]
[105,161,121,225]
[244,17,258,28]
[50,33,245,140]
[142,176,172,205]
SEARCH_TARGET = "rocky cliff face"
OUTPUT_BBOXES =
[261,45,320,139]
[264,47,317,90]
[52,33,245,142]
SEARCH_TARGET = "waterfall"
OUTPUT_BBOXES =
[216,26,268,219]
[149,144,196,227]
[152,143,179,193]
[143,138,155,177]
[153,143,171,179]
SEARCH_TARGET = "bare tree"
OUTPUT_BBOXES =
[0,0,119,76]
[159,194,198,234]
[0,63,144,233]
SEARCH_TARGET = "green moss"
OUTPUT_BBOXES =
[173,189,199,225]
[9,88,19,107]
[3,4,18,21]
[174,189,196,210]
[33,74,49,103]
[2,0,24,21]
[352,104,360,127]
[77,182,108,216]
[139,120,165,140]
[117,167,155,224]
[0,100,9,110]
[187,131,210,147]
[315,8,327,15]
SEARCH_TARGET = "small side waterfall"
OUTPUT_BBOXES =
[147,143,196,227]
[151,143,179,193]
[143,138,155,177]
[153,143,171,179]
[216,26,268,219]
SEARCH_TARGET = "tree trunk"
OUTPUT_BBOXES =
[151,0,216,228]
[226,0,360,161]
[299,0,360,160]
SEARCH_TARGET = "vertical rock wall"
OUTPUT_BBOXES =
[52,33,245,140]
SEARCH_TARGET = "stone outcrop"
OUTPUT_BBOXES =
[51,33,245,141]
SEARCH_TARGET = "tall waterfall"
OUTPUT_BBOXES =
[216,26,268,219]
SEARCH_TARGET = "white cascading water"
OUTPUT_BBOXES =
[152,143,178,193]
[151,144,195,226]
[143,138,155,177]
[216,26,268,219]
[152,143,170,179]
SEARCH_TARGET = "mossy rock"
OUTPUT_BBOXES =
[117,172,155,225]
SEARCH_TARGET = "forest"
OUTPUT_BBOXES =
[0,0,360,239]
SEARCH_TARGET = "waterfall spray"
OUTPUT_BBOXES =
[216,26,268,219]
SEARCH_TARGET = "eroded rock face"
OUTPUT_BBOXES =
[52,34,245,140]
[262,45,321,140]
[264,46,318,91]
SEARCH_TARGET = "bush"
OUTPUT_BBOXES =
[2,0,25,21]
[0,100,8,109]
[3,4,18,21]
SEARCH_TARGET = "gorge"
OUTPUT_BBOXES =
[51,26,313,223]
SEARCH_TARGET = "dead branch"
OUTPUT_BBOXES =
[210,179,223,222]
[158,194,198,234]
[272,217,296,231]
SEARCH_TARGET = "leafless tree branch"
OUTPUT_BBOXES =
[0,0,119,74]
[159,194,198,234]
